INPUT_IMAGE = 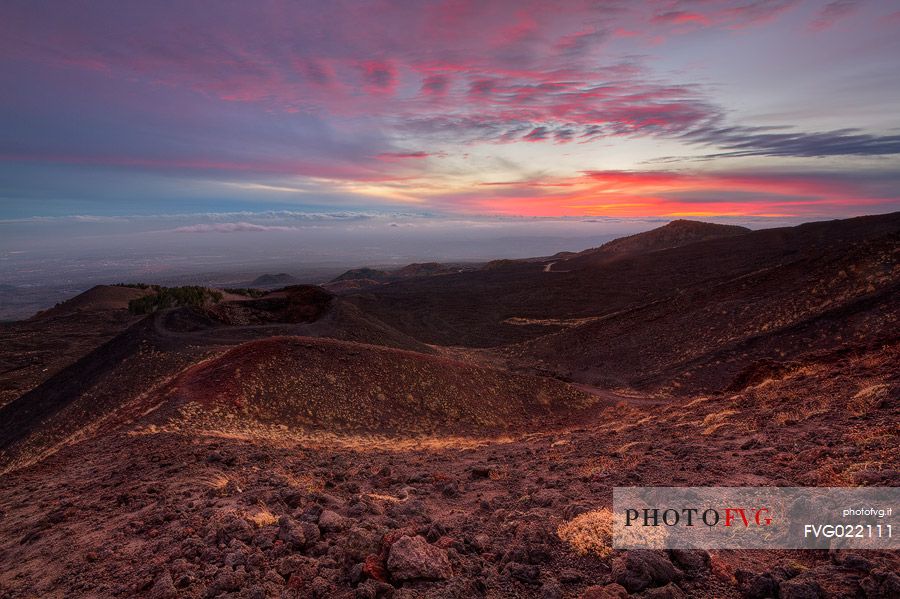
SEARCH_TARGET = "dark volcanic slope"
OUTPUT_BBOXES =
[504,231,900,393]
[0,287,146,407]
[0,287,435,472]
[150,336,598,436]
[552,219,750,270]
[348,213,900,347]
[29,284,154,320]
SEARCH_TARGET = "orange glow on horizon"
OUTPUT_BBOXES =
[455,170,891,218]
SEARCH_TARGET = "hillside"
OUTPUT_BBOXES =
[550,219,750,270]
[0,307,141,408]
[0,287,432,472]
[30,284,154,319]
[347,213,900,347]
[504,230,900,393]
[149,336,598,436]
[329,262,477,288]
[331,267,392,283]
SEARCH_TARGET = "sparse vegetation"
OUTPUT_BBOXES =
[128,286,223,314]
[223,287,267,298]
[557,508,613,558]
[113,282,155,290]
[246,505,278,527]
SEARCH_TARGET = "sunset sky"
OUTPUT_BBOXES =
[1,0,899,225]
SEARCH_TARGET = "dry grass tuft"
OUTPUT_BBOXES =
[847,383,889,416]
[246,505,278,527]
[614,441,649,456]
[197,472,232,490]
[557,508,613,558]
[682,396,712,408]
[701,409,738,435]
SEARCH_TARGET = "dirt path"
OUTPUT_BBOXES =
[570,383,669,406]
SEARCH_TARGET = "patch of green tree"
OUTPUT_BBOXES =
[223,287,267,298]
[128,286,223,314]
[113,282,156,290]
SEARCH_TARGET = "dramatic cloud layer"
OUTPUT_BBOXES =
[0,0,898,221]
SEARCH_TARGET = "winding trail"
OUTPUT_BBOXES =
[571,383,669,406]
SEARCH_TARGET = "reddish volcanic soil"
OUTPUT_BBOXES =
[0,215,898,598]
[152,337,598,436]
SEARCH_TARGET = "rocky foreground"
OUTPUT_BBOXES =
[1,340,897,598]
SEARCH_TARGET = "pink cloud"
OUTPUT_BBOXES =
[376,151,431,161]
[809,0,862,31]
[359,60,397,93]
[653,11,712,27]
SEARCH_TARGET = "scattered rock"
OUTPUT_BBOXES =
[386,535,452,582]
[470,466,492,479]
[318,509,349,532]
[301,521,322,545]
[860,569,900,599]
[644,583,688,599]
[668,549,710,573]
[559,568,582,583]
[738,571,779,599]
[832,552,873,572]
[277,516,306,549]
[205,567,246,597]
[309,576,333,598]
[581,583,628,598]
[531,488,562,507]
[149,572,177,599]
[541,578,564,599]
[279,487,305,508]
[219,514,254,543]
[276,554,318,579]
[779,578,824,599]
[355,579,394,599]
[611,550,680,592]
[505,561,541,585]
[362,554,388,582]
[471,533,491,552]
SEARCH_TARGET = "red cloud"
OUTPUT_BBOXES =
[450,169,898,217]
[653,11,711,26]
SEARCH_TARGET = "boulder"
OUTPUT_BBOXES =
[149,572,177,599]
[386,535,452,581]
[779,578,824,599]
[277,516,306,549]
[611,550,680,592]
[645,583,688,599]
[861,569,900,598]
[318,509,349,532]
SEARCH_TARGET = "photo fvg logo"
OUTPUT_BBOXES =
[624,507,773,528]
[614,487,898,549]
